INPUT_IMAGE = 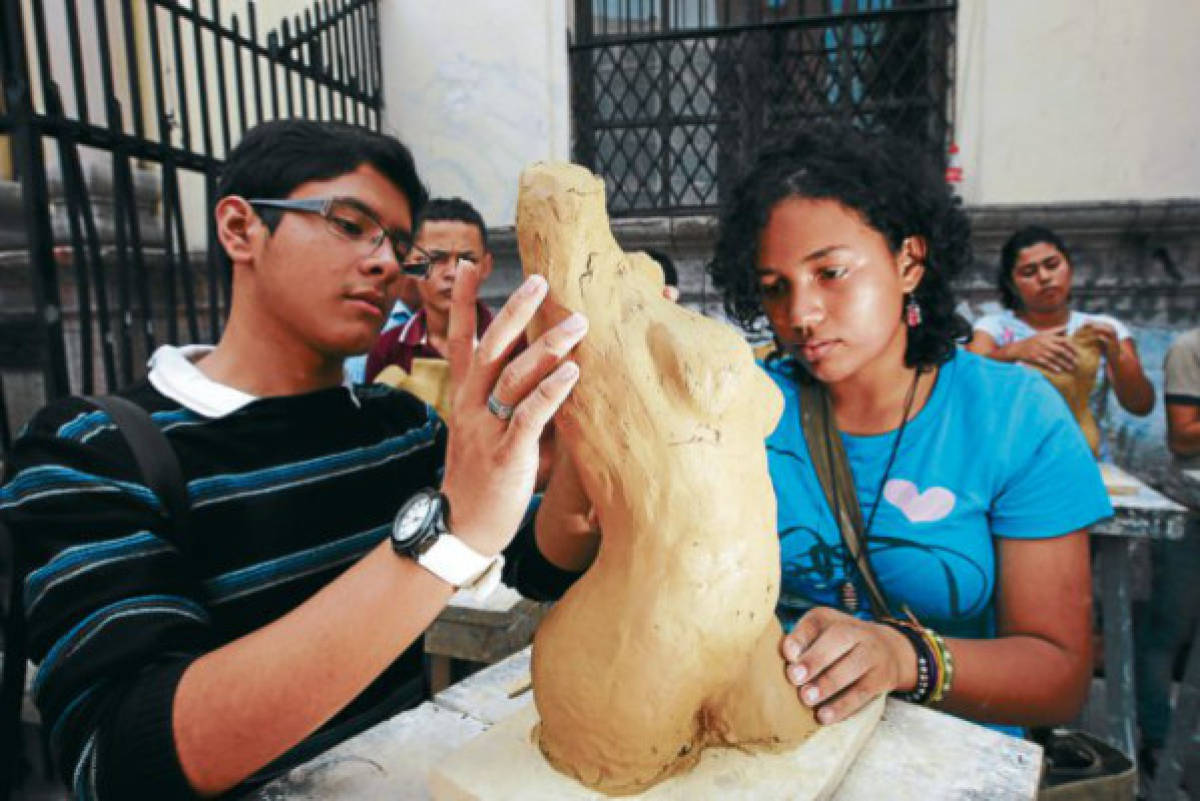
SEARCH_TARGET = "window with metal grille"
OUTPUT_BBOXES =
[570,0,957,216]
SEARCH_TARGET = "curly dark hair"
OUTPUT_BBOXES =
[707,123,972,369]
[996,225,1072,311]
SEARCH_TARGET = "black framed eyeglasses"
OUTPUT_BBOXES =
[247,196,430,272]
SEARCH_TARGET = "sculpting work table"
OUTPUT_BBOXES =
[254,648,1042,801]
[1147,469,1197,801]
[423,585,546,694]
[1091,463,1189,765]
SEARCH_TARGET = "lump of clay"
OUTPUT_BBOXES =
[518,163,818,795]
[1032,327,1102,456]
[374,359,452,420]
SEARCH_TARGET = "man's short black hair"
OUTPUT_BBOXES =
[416,197,489,249]
[217,119,428,219]
[643,248,678,287]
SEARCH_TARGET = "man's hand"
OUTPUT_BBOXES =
[1014,328,1078,373]
[440,263,586,555]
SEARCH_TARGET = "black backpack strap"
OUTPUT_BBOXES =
[85,395,191,553]
[0,517,28,800]
[1,395,192,799]
[797,379,893,619]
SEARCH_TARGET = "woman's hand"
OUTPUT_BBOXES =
[779,607,917,725]
[1014,328,1078,373]
[1080,322,1121,364]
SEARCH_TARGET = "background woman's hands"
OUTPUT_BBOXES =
[779,607,917,725]
[1080,322,1121,364]
[1014,327,1078,373]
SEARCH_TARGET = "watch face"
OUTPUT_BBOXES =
[397,494,434,541]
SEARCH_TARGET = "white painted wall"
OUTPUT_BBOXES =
[954,0,1200,205]
[377,0,571,227]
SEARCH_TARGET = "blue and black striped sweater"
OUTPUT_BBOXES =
[2,378,575,799]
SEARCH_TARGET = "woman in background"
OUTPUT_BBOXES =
[967,226,1154,423]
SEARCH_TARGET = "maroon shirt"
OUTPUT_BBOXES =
[364,301,497,382]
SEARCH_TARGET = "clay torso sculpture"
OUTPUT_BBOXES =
[517,163,818,795]
[1031,327,1102,456]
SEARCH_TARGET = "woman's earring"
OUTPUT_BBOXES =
[905,294,922,327]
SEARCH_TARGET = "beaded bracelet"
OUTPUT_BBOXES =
[927,628,955,703]
[882,620,937,704]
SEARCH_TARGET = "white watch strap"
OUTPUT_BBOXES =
[416,534,502,591]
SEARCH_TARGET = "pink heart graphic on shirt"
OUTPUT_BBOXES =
[882,479,956,523]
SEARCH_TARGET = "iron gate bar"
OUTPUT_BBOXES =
[170,4,192,152]
[0,0,384,461]
[369,2,381,129]
[214,0,234,156]
[307,9,322,121]
[48,86,97,395]
[249,5,264,126]
[2,0,71,401]
[231,15,249,137]
[91,0,139,384]
[266,29,280,119]
[339,1,354,123]
[64,1,89,124]
[122,2,147,141]
[192,2,216,158]
[144,0,378,107]
[56,88,121,393]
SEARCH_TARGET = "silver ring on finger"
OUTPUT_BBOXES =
[487,391,515,422]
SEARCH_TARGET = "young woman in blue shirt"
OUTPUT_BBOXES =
[707,125,1112,733]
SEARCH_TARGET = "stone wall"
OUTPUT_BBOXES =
[486,199,1200,485]
[4,188,1199,484]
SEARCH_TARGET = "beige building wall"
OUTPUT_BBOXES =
[378,0,571,227]
[954,0,1200,205]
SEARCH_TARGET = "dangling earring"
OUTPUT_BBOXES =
[905,294,922,327]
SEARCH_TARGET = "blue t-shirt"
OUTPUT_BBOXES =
[765,350,1113,640]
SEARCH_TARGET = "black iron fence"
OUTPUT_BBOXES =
[570,0,957,215]
[0,0,382,457]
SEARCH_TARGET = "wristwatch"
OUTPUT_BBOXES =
[391,488,503,596]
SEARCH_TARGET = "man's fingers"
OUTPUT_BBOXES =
[504,361,581,445]
[490,313,588,409]
[463,275,550,405]
[446,261,484,391]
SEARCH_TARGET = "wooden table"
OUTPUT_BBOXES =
[423,585,546,693]
[254,648,1043,800]
[1091,463,1188,766]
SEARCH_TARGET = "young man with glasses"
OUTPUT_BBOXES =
[365,197,499,382]
[1,120,595,799]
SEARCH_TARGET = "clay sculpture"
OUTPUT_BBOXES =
[1032,327,1102,456]
[517,162,818,795]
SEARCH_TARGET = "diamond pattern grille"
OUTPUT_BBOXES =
[571,4,957,216]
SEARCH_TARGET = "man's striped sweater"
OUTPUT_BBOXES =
[0,348,577,800]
